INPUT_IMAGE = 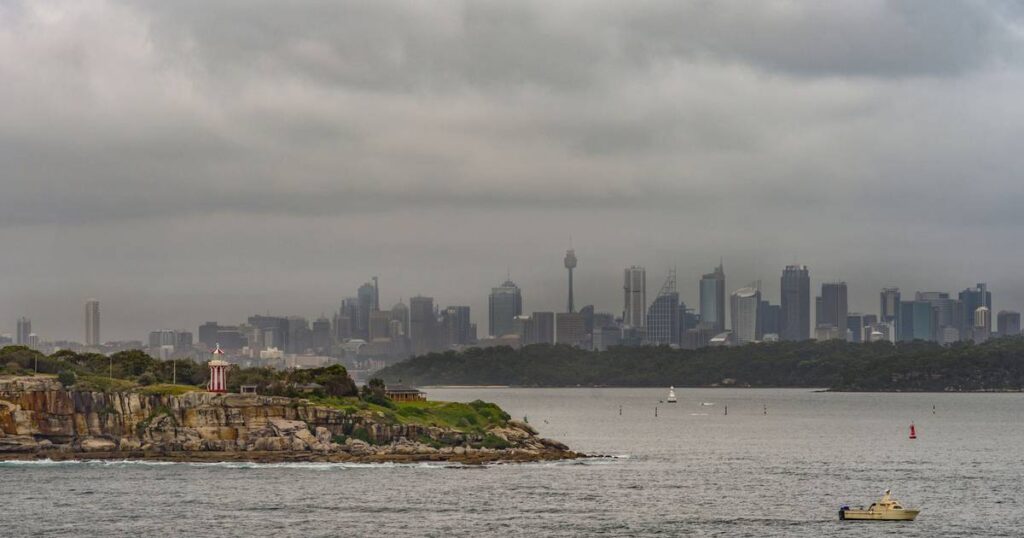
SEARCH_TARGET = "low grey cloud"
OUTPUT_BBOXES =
[1,0,1023,340]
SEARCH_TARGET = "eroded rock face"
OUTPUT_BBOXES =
[0,376,575,462]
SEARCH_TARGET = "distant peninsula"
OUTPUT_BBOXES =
[376,339,1024,392]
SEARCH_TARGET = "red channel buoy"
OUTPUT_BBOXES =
[909,423,917,439]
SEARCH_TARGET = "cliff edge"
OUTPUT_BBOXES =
[0,376,577,464]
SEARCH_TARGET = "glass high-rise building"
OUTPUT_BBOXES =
[85,299,100,347]
[488,279,523,337]
[699,262,726,333]
[997,310,1021,338]
[818,282,849,340]
[730,285,761,344]
[532,312,555,345]
[959,284,992,338]
[779,265,810,341]
[880,288,901,323]
[409,296,437,355]
[623,266,647,329]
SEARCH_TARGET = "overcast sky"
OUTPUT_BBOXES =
[2,0,1024,341]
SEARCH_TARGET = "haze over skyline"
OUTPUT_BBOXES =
[3,1,1024,340]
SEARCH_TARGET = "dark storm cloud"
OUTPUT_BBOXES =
[2,0,1024,340]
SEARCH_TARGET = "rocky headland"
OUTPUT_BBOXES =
[0,376,578,464]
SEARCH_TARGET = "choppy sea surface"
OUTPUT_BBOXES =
[2,388,1023,537]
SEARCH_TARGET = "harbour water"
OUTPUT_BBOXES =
[2,388,1023,536]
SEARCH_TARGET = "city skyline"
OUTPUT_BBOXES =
[5,256,1023,345]
[3,3,1024,344]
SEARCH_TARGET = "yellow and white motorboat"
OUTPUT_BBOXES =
[839,489,920,521]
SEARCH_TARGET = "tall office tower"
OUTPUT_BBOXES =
[532,312,556,345]
[959,284,992,337]
[699,261,726,333]
[759,301,780,337]
[880,288,901,323]
[564,249,577,313]
[779,265,810,341]
[846,313,865,343]
[646,270,680,345]
[818,282,849,340]
[973,306,992,343]
[16,317,31,345]
[729,285,761,344]
[997,310,1021,337]
[287,316,312,354]
[390,302,409,336]
[149,330,178,349]
[915,292,962,340]
[368,310,392,341]
[409,296,437,355]
[311,317,332,350]
[555,312,586,347]
[356,281,379,339]
[248,315,290,350]
[514,315,538,346]
[579,305,595,335]
[443,306,473,346]
[899,301,937,342]
[623,266,647,329]
[488,279,523,337]
[85,299,100,346]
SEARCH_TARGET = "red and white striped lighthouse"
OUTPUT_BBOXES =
[207,344,229,393]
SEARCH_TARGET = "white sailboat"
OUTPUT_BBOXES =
[667,386,677,403]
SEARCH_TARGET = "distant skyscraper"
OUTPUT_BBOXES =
[880,288,901,324]
[623,266,647,329]
[564,249,577,313]
[16,317,31,346]
[488,279,523,337]
[409,296,437,355]
[443,306,473,346]
[729,285,761,344]
[356,281,379,339]
[973,306,992,343]
[779,265,810,341]
[846,313,864,343]
[149,329,193,353]
[311,317,332,350]
[533,312,555,345]
[759,300,780,337]
[959,284,992,338]
[818,282,849,340]
[700,262,726,333]
[915,292,962,340]
[85,299,100,346]
[368,311,392,341]
[646,270,680,345]
[899,301,936,342]
[997,310,1021,338]
[513,315,537,345]
[556,312,586,347]
[579,305,595,335]
[390,302,409,336]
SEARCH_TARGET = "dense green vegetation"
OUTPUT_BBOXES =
[0,346,513,433]
[377,338,1024,391]
[0,345,356,397]
[310,396,511,433]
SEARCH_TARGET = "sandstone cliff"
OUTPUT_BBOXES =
[0,376,575,463]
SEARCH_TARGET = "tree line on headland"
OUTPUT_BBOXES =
[376,338,1024,391]
[0,346,358,398]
